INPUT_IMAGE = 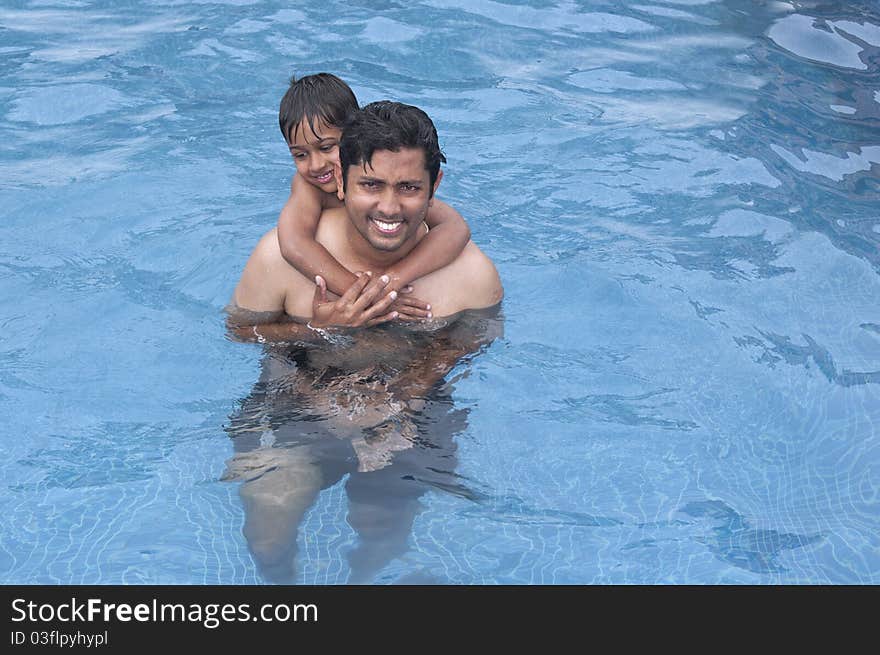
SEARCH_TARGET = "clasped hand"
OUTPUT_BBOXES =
[310,272,432,329]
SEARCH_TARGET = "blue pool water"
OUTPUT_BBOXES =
[1,0,879,584]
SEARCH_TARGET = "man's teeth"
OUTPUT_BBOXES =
[373,219,401,231]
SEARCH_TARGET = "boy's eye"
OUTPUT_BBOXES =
[319,144,337,152]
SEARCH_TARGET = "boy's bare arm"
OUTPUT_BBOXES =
[383,198,471,290]
[277,175,358,296]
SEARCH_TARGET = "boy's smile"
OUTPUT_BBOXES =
[288,119,342,193]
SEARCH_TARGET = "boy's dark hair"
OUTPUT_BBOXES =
[339,101,446,196]
[278,73,359,143]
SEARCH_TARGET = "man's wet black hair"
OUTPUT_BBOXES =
[278,73,359,143]
[339,101,446,196]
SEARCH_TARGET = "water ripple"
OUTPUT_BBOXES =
[680,500,824,574]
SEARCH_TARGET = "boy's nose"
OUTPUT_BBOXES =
[309,152,328,173]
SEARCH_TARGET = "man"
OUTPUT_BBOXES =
[228,100,502,337]
[225,101,503,583]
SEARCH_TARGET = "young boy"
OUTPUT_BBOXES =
[275,73,470,321]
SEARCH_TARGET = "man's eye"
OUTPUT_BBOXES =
[402,185,419,192]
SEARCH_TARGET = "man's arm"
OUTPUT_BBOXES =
[389,306,504,406]
[277,175,359,296]
[228,233,400,343]
[232,229,290,313]
[383,198,471,291]
[411,241,504,318]
[228,228,319,343]
[226,318,316,344]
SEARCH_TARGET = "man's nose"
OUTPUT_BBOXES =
[375,189,401,217]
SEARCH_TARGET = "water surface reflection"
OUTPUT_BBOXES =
[224,309,502,583]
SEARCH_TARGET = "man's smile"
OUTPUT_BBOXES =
[370,216,405,235]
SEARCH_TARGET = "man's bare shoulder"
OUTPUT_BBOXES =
[412,241,503,317]
[247,228,291,275]
[233,228,311,314]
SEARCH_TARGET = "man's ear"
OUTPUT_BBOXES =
[429,169,443,205]
[334,162,345,201]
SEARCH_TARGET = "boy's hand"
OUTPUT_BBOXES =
[390,290,433,321]
[311,273,399,328]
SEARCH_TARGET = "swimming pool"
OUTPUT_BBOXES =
[1,0,878,584]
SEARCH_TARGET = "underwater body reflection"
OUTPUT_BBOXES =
[223,308,502,583]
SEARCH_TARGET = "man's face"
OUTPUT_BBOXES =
[342,148,441,252]
[288,118,342,193]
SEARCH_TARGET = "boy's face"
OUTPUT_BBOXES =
[287,118,342,194]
